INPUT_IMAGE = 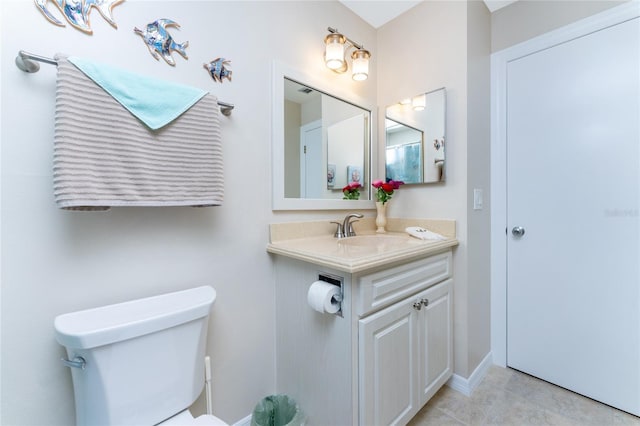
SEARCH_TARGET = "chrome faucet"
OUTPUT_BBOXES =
[331,213,364,239]
[343,213,363,237]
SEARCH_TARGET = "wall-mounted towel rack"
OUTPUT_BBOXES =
[15,50,234,116]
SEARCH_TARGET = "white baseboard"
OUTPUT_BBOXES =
[232,414,252,426]
[446,352,493,396]
[235,353,493,423]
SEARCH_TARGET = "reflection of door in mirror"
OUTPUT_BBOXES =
[300,120,322,198]
[284,77,371,200]
[328,114,366,189]
[385,88,446,184]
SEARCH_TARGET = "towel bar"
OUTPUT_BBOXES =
[15,50,234,116]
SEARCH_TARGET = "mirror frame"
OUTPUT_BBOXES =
[272,61,376,210]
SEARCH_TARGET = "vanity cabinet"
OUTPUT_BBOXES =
[359,278,452,425]
[272,246,453,426]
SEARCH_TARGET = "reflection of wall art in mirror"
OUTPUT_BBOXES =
[385,88,446,184]
[347,165,362,185]
[272,62,375,210]
[327,164,336,188]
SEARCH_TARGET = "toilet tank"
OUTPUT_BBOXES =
[54,286,217,426]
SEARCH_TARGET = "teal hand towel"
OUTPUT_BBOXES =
[68,56,207,130]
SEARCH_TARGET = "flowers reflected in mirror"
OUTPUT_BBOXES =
[342,182,362,200]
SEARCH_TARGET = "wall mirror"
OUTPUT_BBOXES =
[272,62,375,210]
[385,88,446,184]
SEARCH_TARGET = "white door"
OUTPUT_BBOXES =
[300,120,322,198]
[507,17,639,415]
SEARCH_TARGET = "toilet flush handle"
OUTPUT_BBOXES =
[61,356,86,370]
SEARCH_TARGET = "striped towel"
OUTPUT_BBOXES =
[53,55,224,210]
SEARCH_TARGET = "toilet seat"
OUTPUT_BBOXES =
[159,409,229,426]
[192,415,229,426]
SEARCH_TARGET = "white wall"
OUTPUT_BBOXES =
[0,1,376,424]
[466,0,492,375]
[491,0,627,51]
[377,0,492,379]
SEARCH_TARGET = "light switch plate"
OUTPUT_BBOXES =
[473,189,483,210]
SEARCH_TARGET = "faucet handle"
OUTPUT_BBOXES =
[330,221,345,239]
[346,219,359,237]
[342,213,364,237]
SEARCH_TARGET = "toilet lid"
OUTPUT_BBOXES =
[160,410,228,426]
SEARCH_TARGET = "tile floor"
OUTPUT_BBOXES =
[408,366,640,426]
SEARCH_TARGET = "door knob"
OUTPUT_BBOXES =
[413,301,422,311]
[512,226,525,237]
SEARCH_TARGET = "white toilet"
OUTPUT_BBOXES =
[54,286,228,426]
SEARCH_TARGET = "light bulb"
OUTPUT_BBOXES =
[351,49,370,81]
[324,34,346,70]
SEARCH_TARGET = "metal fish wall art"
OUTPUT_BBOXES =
[34,0,124,34]
[134,19,189,66]
[204,58,232,83]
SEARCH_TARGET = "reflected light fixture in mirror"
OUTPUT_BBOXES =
[412,94,426,111]
[324,27,371,81]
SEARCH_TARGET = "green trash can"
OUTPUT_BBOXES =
[250,394,305,426]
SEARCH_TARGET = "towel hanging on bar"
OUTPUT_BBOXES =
[53,54,224,210]
[68,56,209,130]
[15,50,234,116]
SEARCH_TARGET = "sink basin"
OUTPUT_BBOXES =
[337,234,412,247]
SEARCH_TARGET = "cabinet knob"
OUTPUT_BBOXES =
[512,226,525,237]
[421,298,429,307]
[413,301,422,311]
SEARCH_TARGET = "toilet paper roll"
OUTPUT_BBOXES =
[307,281,341,314]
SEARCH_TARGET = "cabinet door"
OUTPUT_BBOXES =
[418,279,453,406]
[359,297,419,426]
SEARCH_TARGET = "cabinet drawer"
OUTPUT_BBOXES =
[357,251,452,316]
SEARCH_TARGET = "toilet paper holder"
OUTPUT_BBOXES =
[318,273,344,317]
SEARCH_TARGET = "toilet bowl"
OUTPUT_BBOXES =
[54,286,228,426]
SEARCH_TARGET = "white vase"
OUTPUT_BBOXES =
[375,201,387,233]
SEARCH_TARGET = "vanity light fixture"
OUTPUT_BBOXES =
[324,33,347,71]
[324,27,371,81]
[412,94,426,111]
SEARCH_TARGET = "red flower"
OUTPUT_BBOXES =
[389,180,404,190]
[381,183,393,193]
[343,182,362,200]
[372,178,404,204]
